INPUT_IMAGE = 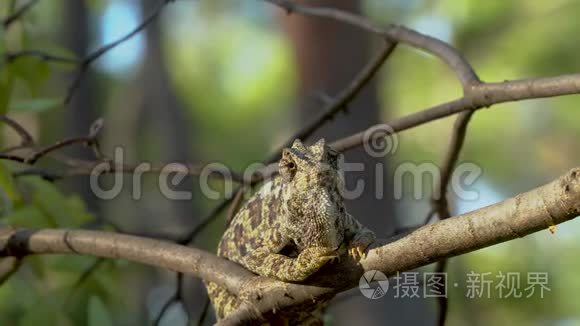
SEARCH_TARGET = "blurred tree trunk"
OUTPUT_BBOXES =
[136,0,200,322]
[277,1,433,324]
[136,0,196,232]
[61,1,101,216]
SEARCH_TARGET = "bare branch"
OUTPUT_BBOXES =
[64,258,106,308]
[430,110,475,326]
[331,74,580,152]
[64,0,173,104]
[0,227,254,295]
[265,0,480,88]
[2,0,39,29]
[197,295,211,326]
[265,40,398,164]
[432,110,475,221]
[153,273,184,326]
[25,136,95,164]
[0,116,34,149]
[4,50,81,65]
[0,257,21,285]
[178,192,239,245]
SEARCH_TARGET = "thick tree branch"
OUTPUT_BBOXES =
[0,227,253,296]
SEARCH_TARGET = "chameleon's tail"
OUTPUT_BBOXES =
[205,281,241,320]
[206,280,328,325]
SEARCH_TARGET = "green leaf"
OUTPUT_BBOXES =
[0,25,4,55]
[21,177,94,228]
[64,195,95,225]
[0,67,14,115]
[0,162,21,210]
[10,97,61,113]
[4,206,48,228]
[88,296,113,326]
[85,0,108,12]
[26,178,74,227]
[9,56,51,95]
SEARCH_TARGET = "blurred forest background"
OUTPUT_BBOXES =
[1,0,580,325]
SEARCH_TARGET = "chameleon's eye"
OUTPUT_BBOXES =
[279,149,298,181]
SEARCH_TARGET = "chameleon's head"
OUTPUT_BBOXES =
[279,139,346,249]
[279,138,342,189]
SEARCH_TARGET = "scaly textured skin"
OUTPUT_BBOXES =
[206,139,375,324]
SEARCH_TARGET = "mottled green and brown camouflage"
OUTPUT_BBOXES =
[206,139,375,324]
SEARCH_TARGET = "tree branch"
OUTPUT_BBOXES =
[0,227,253,296]
[0,116,34,149]
[265,0,480,88]
[430,110,475,326]
[1,0,39,29]
[331,74,580,152]
[63,0,174,104]
[432,110,475,221]
[0,257,21,285]
[4,50,81,65]
[264,40,398,164]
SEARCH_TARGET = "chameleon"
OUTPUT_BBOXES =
[206,138,376,324]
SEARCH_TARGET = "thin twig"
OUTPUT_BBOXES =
[264,40,398,164]
[430,110,475,326]
[0,116,34,148]
[64,0,173,104]
[330,74,580,153]
[4,50,81,65]
[0,257,22,285]
[153,294,177,326]
[153,272,184,326]
[179,193,237,245]
[71,258,106,290]
[432,110,475,220]
[25,136,95,164]
[2,0,39,28]
[265,0,479,88]
[64,258,106,308]
[196,295,210,326]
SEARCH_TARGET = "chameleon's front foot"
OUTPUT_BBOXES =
[283,246,337,282]
[348,231,376,261]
